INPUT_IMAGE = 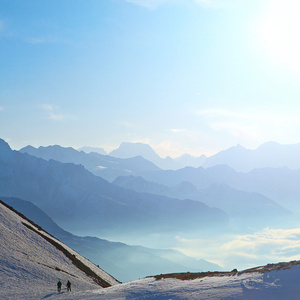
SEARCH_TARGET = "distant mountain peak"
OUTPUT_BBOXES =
[227,144,247,152]
[78,146,107,155]
[257,141,281,150]
[0,138,13,162]
[109,142,161,160]
[203,141,300,172]
[235,143,245,148]
[19,145,36,153]
[178,153,194,158]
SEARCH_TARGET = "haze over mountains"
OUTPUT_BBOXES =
[21,144,160,182]
[137,165,300,212]
[2,197,220,282]
[108,142,206,170]
[3,197,300,299]
[1,139,227,237]
[19,140,300,212]
[202,141,300,172]
[17,139,300,228]
[77,140,300,171]
[78,146,107,155]
[112,175,290,228]
[2,136,300,291]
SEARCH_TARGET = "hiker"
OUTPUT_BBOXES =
[57,280,62,292]
[66,280,71,292]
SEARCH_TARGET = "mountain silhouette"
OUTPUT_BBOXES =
[109,142,206,170]
[20,144,160,181]
[1,139,228,238]
[78,146,107,155]
[203,141,300,171]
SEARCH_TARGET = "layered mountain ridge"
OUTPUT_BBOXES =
[73,140,300,171]
[1,139,228,237]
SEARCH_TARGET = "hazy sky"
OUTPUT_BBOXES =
[1,0,300,157]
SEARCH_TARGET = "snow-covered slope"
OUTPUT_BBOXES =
[92,262,300,300]
[14,260,300,299]
[0,200,119,299]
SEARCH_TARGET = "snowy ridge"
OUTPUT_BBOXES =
[41,261,300,299]
[152,260,300,279]
[20,222,116,287]
[1,200,119,286]
[0,200,119,299]
[16,260,300,299]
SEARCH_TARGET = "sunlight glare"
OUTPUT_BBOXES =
[258,0,300,73]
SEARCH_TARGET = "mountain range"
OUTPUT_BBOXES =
[0,139,228,238]
[18,139,300,225]
[137,164,300,211]
[112,175,290,228]
[20,144,160,182]
[109,142,206,170]
[77,140,300,172]
[78,146,107,155]
[202,141,300,172]
[2,137,300,298]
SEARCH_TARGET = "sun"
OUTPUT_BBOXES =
[258,0,300,73]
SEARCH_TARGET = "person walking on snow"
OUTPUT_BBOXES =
[66,280,71,292]
[57,280,62,292]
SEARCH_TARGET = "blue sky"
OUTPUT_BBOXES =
[1,0,300,157]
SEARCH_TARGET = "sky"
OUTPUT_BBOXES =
[1,0,300,157]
